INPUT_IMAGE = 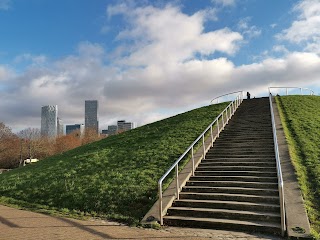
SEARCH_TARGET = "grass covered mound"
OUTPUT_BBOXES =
[276,95,320,237]
[0,102,228,225]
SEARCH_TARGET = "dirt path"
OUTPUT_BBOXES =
[0,205,283,240]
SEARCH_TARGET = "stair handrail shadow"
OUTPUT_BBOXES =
[269,87,315,96]
[269,92,286,237]
[158,91,244,225]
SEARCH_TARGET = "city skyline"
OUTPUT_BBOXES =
[1,0,320,132]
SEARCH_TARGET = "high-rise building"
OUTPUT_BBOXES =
[41,105,58,137]
[117,120,126,131]
[57,117,64,136]
[66,124,84,136]
[85,100,98,134]
[108,125,118,135]
[117,120,135,132]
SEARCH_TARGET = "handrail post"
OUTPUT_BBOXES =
[202,135,206,159]
[217,118,220,137]
[232,101,235,115]
[191,146,195,176]
[222,113,225,129]
[286,88,288,95]
[210,125,214,147]
[159,183,163,225]
[175,165,179,199]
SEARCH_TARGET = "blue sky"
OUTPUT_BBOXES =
[0,0,320,132]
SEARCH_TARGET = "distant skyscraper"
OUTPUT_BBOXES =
[57,117,64,136]
[107,125,118,135]
[85,100,98,133]
[41,105,58,137]
[66,124,84,136]
[117,120,135,132]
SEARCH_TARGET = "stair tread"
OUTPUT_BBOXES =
[191,175,277,178]
[180,192,279,199]
[188,180,278,186]
[168,207,281,217]
[163,216,281,228]
[176,199,280,207]
[199,162,276,164]
[183,186,279,193]
[194,171,276,173]
[189,180,277,183]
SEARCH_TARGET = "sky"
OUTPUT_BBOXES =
[0,0,320,132]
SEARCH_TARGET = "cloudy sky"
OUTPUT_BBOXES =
[0,0,320,132]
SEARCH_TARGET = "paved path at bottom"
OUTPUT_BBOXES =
[0,205,283,240]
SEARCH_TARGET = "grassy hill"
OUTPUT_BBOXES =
[0,102,228,225]
[276,95,320,238]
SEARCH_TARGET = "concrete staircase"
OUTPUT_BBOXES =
[163,97,282,234]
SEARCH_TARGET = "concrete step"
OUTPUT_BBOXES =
[202,157,275,161]
[201,158,275,163]
[194,170,277,177]
[199,161,275,167]
[182,186,279,196]
[206,150,275,155]
[173,199,280,212]
[189,175,278,183]
[186,180,278,189]
[179,192,280,204]
[211,144,274,148]
[167,207,281,223]
[213,143,274,148]
[222,127,272,131]
[219,132,273,137]
[196,166,276,171]
[216,139,274,143]
[217,137,274,142]
[163,216,281,235]
[204,155,276,159]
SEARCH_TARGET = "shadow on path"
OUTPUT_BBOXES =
[0,216,20,228]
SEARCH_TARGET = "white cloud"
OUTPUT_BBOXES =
[0,65,14,81]
[211,0,235,7]
[199,7,218,22]
[0,0,10,10]
[272,45,289,54]
[277,0,320,53]
[237,17,261,39]
[270,23,277,29]
[14,54,47,66]
[110,4,242,67]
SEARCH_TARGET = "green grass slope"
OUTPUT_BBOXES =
[0,102,228,225]
[276,95,320,238]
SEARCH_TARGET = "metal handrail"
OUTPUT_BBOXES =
[158,92,244,225]
[210,91,243,104]
[269,87,314,96]
[269,93,286,237]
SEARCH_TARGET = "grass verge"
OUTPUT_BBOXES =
[276,95,320,238]
[0,102,229,225]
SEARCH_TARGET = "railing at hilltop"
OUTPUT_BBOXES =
[269,93,286,236]
[158,92,244,225]
[210,91,244,104]
[269,87,314,96]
